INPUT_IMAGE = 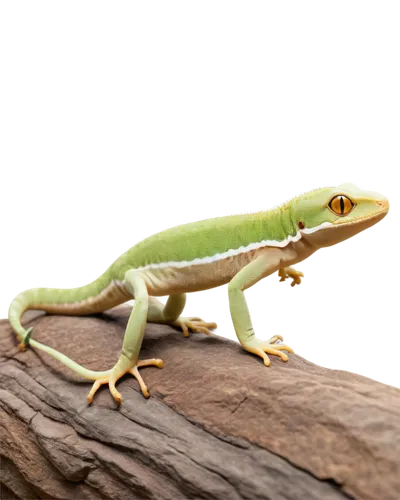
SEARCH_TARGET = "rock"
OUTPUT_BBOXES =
[0,305,399,500]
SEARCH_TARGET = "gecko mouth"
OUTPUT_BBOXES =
[333,208,389,226]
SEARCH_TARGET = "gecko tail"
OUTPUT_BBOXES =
[28,337,112,380]
[8,288,37,344]
[8,288,113,381]
[8,271,114,343]
[14,333,113,380]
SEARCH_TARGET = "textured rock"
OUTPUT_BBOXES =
[0,305,399,500]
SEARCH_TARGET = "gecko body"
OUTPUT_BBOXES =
[9,183,389,403]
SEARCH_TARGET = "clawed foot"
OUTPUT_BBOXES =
[242,335,294,366]
[87,358,164,404]
[279,267,304,287]
[173,317,217,338]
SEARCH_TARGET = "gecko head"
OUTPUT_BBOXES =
[291,183,389,247]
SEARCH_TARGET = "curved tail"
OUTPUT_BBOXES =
[7,271,124,380]
[27,337,112,380]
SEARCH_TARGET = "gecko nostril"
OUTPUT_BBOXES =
[376,199,389,211]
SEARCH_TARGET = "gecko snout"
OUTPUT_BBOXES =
[376,198,389,212]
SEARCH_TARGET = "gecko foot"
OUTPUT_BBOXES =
[87,358,164,404]
[278,266,307,288]
[172,317,217,338]
[242,336,294,367]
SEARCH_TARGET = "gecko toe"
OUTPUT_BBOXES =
[242,336,293,365]
[175,317,217,337]
[87,357,163,404]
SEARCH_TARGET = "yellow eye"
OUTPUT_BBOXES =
[329,195,354,215]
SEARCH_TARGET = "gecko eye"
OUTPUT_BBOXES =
[329,195,354,216]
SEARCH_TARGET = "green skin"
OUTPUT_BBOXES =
[8,183,389,404]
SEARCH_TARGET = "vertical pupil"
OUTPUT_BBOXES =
[340,196,345,214]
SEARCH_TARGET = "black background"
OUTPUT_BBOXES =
[0,172,400,383]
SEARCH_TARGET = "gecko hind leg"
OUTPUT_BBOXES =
[87,270,165,404]
[147,295,217,337]
[173,317,218,337]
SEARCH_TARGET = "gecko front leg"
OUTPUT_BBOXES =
[88,270,163,404]
[228,249,294,366]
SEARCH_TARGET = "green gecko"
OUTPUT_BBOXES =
[9,183,389,404]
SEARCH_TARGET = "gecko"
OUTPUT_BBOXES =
[8,183,389,404]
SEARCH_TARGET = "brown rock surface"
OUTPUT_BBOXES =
[0,305,399,500]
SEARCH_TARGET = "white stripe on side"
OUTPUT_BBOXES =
[135,221,333,271]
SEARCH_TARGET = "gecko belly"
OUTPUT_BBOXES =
[139,247,268,296]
